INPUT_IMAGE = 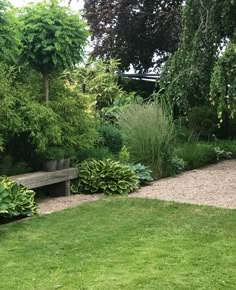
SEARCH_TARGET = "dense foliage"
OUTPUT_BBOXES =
[175,141,233,170]
[0,177,37,217]
[160,0,236,119]
[21,0,88,101]
[71,59,137,116]
[72,159,139,195]
[84,0,183,71]
[75,147,114,163]
[0,62,61,153]
[49,77,98,149]
[210,42,236,121]
[0,0,20,62]
[0,155,31,176]
[188,106,217,139]
[0,0,235,193]
[98,124,123,154]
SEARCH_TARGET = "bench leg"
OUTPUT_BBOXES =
[47,180,71,197]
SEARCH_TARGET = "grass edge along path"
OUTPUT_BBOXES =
[0,197,235,290]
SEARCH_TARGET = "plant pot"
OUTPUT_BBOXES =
[57,159,64,170]
[44,159,57,172]
[63,158,70,169]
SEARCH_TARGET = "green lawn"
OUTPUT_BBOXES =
[0,198,235,290]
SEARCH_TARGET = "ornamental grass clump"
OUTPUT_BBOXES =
[119,101,175,179]
[72,159,139,195]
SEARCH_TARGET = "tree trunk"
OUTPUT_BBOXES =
[43,73,49,103]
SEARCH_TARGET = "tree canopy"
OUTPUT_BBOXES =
[210,42,236,121]
[0,0,20,62]
[160,0,236,117]
[84,0,183,72]
[21,0,89,102]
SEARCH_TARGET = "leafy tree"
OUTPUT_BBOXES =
[0,60,99,155]
[70,59,139,122]
[83,0,183,72]
[49,76,99,149]
[21,0,88,102]
[160,0,236,115]
[210,42,236,123]
[72,59,124,109]
[0,62,62,152]
[0,0,20,62]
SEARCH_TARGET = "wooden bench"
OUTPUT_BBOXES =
[10,168,78,196]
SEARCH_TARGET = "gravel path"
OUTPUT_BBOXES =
[130,160,236,209]
[37,160,236,214]
[38,194,103,214]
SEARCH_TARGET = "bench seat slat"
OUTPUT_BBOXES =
[10,168,78,189]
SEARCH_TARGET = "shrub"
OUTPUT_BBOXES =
[75,147,114,163]
[128,163,153,185]
[49,83,98,151]
[167,157,186,175]
[0,155,31,176]
[175,117,196,143]
[118,146,130,163]
[98,124,123,154]
[214,140,236,158]
[42,146,64,160]
[188,106,218,139]
[0,177,38,218]
[119,101,175,179]
[175,142,217,170]
[72,159,139,195]
[213,147,232,161]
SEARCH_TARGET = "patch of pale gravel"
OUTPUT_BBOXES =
[37,194,103,215]
[130,160,236,209]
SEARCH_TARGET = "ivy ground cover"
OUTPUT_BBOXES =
[0,198,235,289]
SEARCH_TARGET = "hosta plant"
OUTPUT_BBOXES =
[72,159,139,195]
[128,163,153,185]
[0,177,38,218]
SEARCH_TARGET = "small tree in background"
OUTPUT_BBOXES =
[83,0,183,72]
[21,0,88,102]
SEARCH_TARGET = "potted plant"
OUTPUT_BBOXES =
[63,146,74,169]
[42,146,64,172]
[56,147,65,170]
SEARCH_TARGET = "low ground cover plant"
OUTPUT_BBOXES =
[72,159,139,195]
[214,140,236,158]
[0,177,37,218]
[167,156,186,175]
[175,141,234,170]
[127,163,153,185]
[175,142,216,170]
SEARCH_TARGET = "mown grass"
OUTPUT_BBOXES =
[0,198,235,290]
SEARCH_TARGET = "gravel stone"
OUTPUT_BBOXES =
[130,160,236,209]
